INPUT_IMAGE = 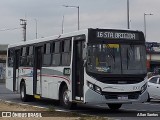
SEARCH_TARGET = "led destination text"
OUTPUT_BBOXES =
[97,31,137,40]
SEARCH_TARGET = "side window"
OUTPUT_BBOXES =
[27,46,34,66]
[22,47,27,56]
[43,43,51,66]
[62,39,72,66]
[149,77,158,84]
[20,47,27,66]
[55,41,60,53]
[46,43,51,54]
[64,40,71,52]
[8,49,14,67]
[51,41,61,66]
[51,38,72,66]
[29,46,33,55]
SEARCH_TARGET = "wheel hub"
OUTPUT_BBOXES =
[63,90,69,105]
[21,86,25,98]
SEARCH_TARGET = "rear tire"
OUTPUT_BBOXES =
[20,82,34,102]
[60,85,77,109]
[108,104,122,110]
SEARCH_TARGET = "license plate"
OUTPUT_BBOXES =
[118,95,128,100]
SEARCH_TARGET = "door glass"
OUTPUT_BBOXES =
[149,77,158,84]
[158,78,160,84]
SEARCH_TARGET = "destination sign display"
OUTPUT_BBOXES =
[97,31,139,40]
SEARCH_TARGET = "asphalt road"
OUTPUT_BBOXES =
[1,83,160,120]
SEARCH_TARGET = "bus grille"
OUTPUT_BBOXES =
[100,77,143,84]
[102,91,141,100]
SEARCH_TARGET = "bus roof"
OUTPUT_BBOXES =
[8,28,142,48]
[8,29,88,48]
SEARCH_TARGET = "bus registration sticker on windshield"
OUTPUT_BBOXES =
[118,95,128,100]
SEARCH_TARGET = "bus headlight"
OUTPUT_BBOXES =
[141,83,147,94]
[87,81,94,90]
[87,81,102,94]
[94,85,101,94]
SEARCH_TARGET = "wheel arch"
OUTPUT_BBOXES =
[58,81,68,99]
[20,79,25,87]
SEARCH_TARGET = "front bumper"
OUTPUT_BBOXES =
[102,90,148,104]
[84,88,148,104]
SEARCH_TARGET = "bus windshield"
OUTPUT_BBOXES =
[87,43,147,74]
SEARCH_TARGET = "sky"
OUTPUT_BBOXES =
[0,0,159,44]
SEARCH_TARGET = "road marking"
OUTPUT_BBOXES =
[143,102,160,106]
[95,103,160,112]
[95,105,108,108]
[95,104,149,111]
[121,108,148,112]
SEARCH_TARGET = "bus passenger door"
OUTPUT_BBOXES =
[33,46,42,95]
[13,49,20,92]
[72,40,84,101]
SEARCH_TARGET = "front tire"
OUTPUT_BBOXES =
[60,85,76,109]
[147,93,151,102]
[108,104,122,110]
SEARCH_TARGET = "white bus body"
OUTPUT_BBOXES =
[6,28,148,109]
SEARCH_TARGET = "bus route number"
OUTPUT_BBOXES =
[63,68,70,75]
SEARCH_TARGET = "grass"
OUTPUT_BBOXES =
[0,100,112,120]
[47,105,55,112]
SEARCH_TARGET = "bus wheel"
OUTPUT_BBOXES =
[108,104,122,110]
[60,85,76,109]
[20,82,29,102]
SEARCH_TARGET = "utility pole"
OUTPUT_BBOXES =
[20,19,27,41]
[63,5,80,30]
[127,0,130,29]
[35,19,38,39]
[62,15,64,34]
[144,13,153,39]
[77,6,80,30]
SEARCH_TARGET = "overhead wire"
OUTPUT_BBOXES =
[0,27,21,32]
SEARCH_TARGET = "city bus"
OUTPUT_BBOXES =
[6,28,148,110]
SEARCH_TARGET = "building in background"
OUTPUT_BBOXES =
[146,42,160,74]
[0,45,7,83]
